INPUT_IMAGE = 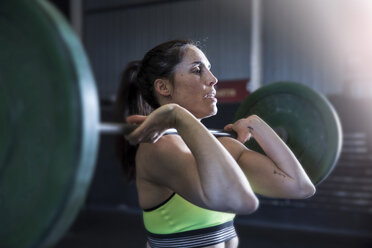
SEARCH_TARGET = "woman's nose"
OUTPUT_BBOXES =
[207,70,218,86]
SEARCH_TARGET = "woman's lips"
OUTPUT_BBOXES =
[204,92,217,102]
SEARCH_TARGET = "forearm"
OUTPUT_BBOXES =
[249,116,313,185]
[174,106,257,212]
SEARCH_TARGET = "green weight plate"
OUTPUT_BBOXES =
[0,1,99,248]
[233,82,342,185]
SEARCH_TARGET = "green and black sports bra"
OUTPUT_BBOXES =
[143,192,237,248]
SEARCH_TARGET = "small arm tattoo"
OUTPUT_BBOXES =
[247,126,254,132]
[273,169,286,178]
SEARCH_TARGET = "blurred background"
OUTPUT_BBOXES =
[49,0,372,247]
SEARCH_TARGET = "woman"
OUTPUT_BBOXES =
[115,40,315,248]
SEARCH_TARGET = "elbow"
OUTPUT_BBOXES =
[296,182,316,199]
[208,192,259,215]
[247,195,260,214]
[235,194,259,215]
[205,193,259,214]
[304,183,316,198]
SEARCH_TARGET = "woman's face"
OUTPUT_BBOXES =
[170,46,218,119]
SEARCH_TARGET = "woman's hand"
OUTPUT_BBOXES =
[125,104,179,145]
[224,115,261,143]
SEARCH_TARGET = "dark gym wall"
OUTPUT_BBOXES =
[262,0,343,94]
[83,0,252,101]
[82,0,358,102]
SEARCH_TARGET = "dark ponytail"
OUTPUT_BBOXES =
[115,60,153,118]
[114,61,153,181]
[114,39,196,181]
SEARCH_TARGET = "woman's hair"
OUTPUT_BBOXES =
[114,39,196,181]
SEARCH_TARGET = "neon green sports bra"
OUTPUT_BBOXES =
[143,193,235,235]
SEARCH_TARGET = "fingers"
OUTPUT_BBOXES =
[126,129,164,145]
[125,115,159,144]
[124,106,177,145]
[125,116,166,145]
[126,115,147,124]
[225,120,252,143]
[125,126,147,145]
[224,124,233,131]
[237,131,251,144]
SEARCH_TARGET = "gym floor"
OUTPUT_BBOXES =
[55,208,372,248]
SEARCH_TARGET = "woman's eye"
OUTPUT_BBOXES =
[193,67,202,74]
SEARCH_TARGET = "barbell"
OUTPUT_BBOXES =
[0,0,342,248]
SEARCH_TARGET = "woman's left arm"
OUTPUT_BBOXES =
[221,115,316,199]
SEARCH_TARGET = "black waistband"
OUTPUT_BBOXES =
[147,220,236,248]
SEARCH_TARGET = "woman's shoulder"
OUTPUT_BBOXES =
[136,134,190,166]
[135,134,194,189]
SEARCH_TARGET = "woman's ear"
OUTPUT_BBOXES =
[154,78,172,97]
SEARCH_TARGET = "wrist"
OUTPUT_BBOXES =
[171,104,201,131]
[166,103,192,129]
[163,103,181,128]
[169,103,181,129]
[246,114,260,127]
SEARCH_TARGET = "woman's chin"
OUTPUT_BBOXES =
[199,108,218,119]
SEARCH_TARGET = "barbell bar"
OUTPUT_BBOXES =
[98,122,237,138]
[0,1,342,248]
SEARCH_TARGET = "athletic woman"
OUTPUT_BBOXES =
[114,40,315,248]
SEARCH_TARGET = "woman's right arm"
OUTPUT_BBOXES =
[127,104,258,214]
